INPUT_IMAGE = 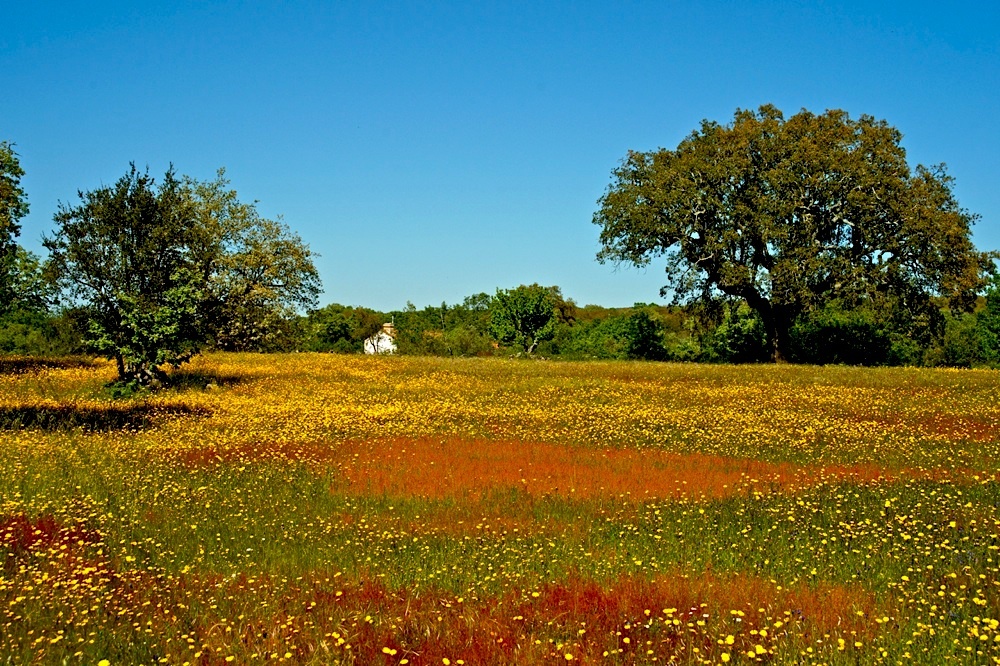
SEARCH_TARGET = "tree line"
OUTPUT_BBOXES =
[300,281,1000,367]
[3,104,998,382]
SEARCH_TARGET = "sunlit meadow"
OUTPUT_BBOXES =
[2,353,1000,664]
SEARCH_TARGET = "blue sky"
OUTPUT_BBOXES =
[3,1,998,311]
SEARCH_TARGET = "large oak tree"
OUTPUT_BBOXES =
[593,105,995,361]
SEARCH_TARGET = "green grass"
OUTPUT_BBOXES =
[1,353,999,664]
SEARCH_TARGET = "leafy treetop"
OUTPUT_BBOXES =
[0,141,30,314]
[594,105,995,361]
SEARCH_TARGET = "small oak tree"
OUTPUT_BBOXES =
[45,166,203,384]
[46,165,320,386]
[490,284,557,355]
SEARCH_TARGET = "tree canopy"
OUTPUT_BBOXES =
[45,166,203,384]
[183,171,321,351]
[593,105,996,361]
[45,165,320,385]
[490,284,560,355]
[0,141,30,314]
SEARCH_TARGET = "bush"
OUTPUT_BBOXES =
[933,311,988,367]
[663,333,701,362]
[788,304,892,365]
[706,303,769,363]
[0,308,88,357]
[550,309,667,361]
[977,276,1000,365]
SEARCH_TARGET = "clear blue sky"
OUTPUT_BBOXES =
[3,1,998,311]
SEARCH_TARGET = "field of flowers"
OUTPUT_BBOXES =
[2,353,1000,665]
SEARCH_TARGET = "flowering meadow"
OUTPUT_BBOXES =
[2,353,1000,665]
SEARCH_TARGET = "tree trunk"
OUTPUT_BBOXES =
[770,326,788,363]
[741,291,790,363]
[756,308,785,363]
[115,353,126,381]
[766,306,796,363]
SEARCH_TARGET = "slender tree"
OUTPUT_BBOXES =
[183,171,321,351]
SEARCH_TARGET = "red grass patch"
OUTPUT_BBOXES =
[224,571,881,665]
[168,435,971,501]
[912,414,999,442]
[170,441,340,468]
[333,436,945,500]
[2,534,884,665]
[0,513,99,555]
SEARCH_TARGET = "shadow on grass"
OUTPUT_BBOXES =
[0,403,210,432]
[0,356,99,375]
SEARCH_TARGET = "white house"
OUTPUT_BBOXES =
[364,322,397,354]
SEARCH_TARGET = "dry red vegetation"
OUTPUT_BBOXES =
[332,436,954,500]
[197,571,881,665]
[169,435,975,500]
[0,513,99,555]
[912,414,999,442]
[836,410,1000,443]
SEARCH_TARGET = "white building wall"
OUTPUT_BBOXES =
[364,331,397,354]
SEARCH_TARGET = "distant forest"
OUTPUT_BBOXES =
[300,282,1000,367]
[6,282,998,367]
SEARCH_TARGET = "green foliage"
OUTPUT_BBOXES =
[304,295,496,358]
[594,105,996,362]
[0,249,91,357]
[183,171,321,352]
[787,303,893,366]
[918,307,995,369]
[390,296,493,357]
[620,308,667,360]
[490,284,557,355]
[303,304,386,353]
[297,278,1000,367]
[0,141,30,314]
[45,165,202,384]
[438,324,494,357]
[2,247,55,314]
[705,302,769,363]
[978,275,1000,365]
[551,306,667,360]
[544,318,623,359]
[0,309,52,354]
[89,267,204,376]
[662,332,702,362]
[45,165,320,386]
[916,277,1000,368]
[939,312,985,367]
